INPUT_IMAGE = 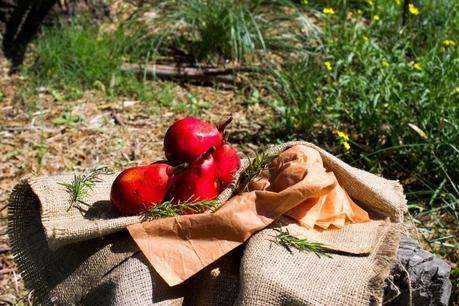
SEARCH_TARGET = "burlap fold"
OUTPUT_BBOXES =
[7,141,408,305]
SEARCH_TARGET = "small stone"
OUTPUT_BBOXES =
[122,100,138,108]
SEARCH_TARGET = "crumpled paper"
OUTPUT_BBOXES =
[251,145,370,229]
[127,145,369,286]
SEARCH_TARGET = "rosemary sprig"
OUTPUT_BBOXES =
[145,200,179,219]
[273,228,330,258]
[145,199,220,220]
[179,199,220,214]
[60,166,113,211]
[237,147,276,192]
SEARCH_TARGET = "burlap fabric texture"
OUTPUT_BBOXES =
[8,141,407,305]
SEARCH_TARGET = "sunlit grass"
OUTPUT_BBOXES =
[26,21,152,101]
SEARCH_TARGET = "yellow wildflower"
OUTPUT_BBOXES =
[357,9,363,15]
[363,35,369,42]
[382,60,390,67]
[413,63,422,71]
[323,7,336,15]
[336,131,349,141]
[408,3,420,15]
[302,0,308,4]
[324,61,333,72]
[455,87,459,94]
[443,39,456,47]
[394,0,401,6]
[368,0,374,7]
[373,15,380,21]
[316,96,322,104]
[336,131,351,151]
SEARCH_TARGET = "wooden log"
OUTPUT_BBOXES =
[120,63,252,84]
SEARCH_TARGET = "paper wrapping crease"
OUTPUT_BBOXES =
[128,145,370,286]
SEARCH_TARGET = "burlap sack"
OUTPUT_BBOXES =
[236,218,400,306]
[8,141,407,305]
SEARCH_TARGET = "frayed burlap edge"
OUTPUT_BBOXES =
[368,222,402,305]
[7,179,49,305]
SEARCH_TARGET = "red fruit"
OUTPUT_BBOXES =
[170,147,220,206]
[213,143,241,188]
[164,117,232,164]
[111,163,186,216]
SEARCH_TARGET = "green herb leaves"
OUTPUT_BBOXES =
[273,228,330,258]
[237,148,276,192]
[60,166,113,212]
[145,199,220,220]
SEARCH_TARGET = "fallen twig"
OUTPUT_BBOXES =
[0,126,58,133]
[111,112,125,127]
[0,126,39,132]
[120,63,252,84]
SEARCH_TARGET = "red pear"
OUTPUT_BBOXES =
[170,147,220,207]
[213,143,241,188]
[164,117,232,164]
[110,162,186,216]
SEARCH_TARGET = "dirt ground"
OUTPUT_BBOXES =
[0,54,273,303]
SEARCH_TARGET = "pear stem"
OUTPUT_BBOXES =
[171,162,189,175]
[201,146,217,160]
[217,117,233,132]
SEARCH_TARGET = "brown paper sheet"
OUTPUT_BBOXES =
[127,145,369,286]
[286,178,370,230]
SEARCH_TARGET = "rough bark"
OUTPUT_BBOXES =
[385,235,452,306]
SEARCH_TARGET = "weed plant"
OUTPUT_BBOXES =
[133,0,319,64]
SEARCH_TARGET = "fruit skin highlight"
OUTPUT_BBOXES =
[111,163,184,216]
[170,147,220,207]
[164,117,232,165]
[213,143,241,188]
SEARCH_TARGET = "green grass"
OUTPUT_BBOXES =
[25,21,153,101]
